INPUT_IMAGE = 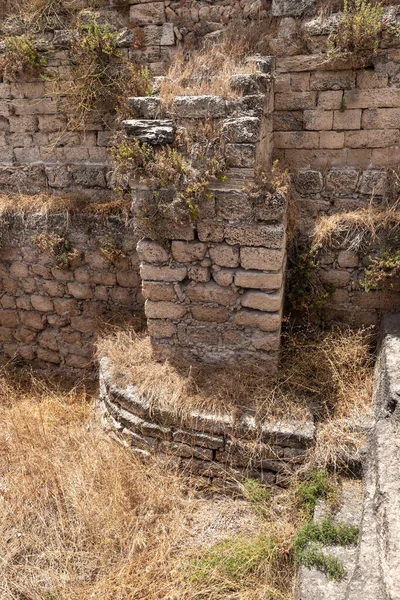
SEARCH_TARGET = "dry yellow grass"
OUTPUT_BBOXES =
[313,201,400,252]
[0,369,297,600]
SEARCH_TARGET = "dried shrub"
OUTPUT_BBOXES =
[31,231,81,269]
[63,15,152,130]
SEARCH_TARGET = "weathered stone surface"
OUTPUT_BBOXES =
[140,264,187,282]
[209,244,240,268]
[171,241,207,263]
[241,290,282,312]
[145,300,186,320]
[212,268,235,287]
[215,190,252,221]
[147,319,176,338]
[222,117,260,143]
[272,0,315,17]
[326,168,360,193]
[191,305,229,323]
[240,247,284,271]
[123,120,174,145]
[129,97,161,119]
[137,238,170,264]
[234,269,283,290]
[130,2,165,25]
[185,281,237,306]
[234,309,281,332]
[172,96,226,119]
[224,224,285,248]
[142,281,176,302]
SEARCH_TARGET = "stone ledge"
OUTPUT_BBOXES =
[99,357,315,486]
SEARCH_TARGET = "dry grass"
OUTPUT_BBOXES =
[98,325,375,467]
[159,20,277,103]
[313,200,400,252]
[0,191,131,218]
[0,369,298,600]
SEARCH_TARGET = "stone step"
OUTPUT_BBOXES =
[297,478,363,600]
[122,119,175,145]
[345,458,387,600]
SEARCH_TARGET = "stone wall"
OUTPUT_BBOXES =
[0,212,142,373]
[99,356,315,487]
[129,67,287,367]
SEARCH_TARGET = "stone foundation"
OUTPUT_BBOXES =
[99,356,315,486]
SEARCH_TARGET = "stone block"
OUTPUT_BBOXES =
[344,88,400,109]
[191,305,229,323]
[251,331,281,351]
[292,169,323,194]
[225,143,256,168]
[234,270,283,290]
[319,269,351,288]
[172,96,226,119]
[173,430,224,450]
[222,117,260,143]
[70,317,96,333]
[10,262,28,278]
[147,319,176,338]
[88,271,117,286]
[30,295,54,312]
[273,111,304,131]
[358,170,387,195]
[109,287,134,305]
[209,244,240,268]
[142,282,176,302]
[137,238,169,264]
[241,290,282,312]
[37,348,60,364]
[224,224,285,248]
[345,129,400,149]
[290,72,310,92]
[65,354,91,369]
[274,131,319,149]
[212,268,235,287]
[0,310,19,327]
[140,264,187,282]
[116,271,139,288]
[20,311,45,330]
[234,309,281,332]
[272,0,315,16]
[129,97,161,119]
[303,110,333,131]
[362,109,400,130]
[326,168,359,193]
[197,220,225,243]
[215,190,252,221]
[319,131,344,149]
[123,120,174,145]
[130,2,165,25]
[171,241,207,263]
[185,281,237,306]
[42,281,65,296]
[275,92,317,111]
[333,109,362,130]
[187,266,210,283]
[0,327,13,342]
[317,91,343,110]
[53,298,80,316]
[310,70,355,91]
[337,251,359,268]
[38,329,59,351]
[67,282,93,300]
[143,23,174,45]
[357,69,388,89]
[229,73,271,95]
[145,300,187,320]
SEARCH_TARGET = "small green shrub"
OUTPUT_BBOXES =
[31,232,80,269]
[327,0,384,63]
[0,35,46,80]
[293,517,359,580]
[361,248,400,291]
[287,246,333,314]
[189,534,276,583]
[296,469,333,517]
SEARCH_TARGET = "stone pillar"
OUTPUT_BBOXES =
[128,61,287,369]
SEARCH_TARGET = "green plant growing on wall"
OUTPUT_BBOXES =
[0,35,47,80]
[64,16,152,130]
[327,0,384,64]
[111,130,226,241]
[98,234,126,263]
[287,245,334,314]
[361,248,400,291]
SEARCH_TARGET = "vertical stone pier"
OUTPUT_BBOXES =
[127,61,287,368]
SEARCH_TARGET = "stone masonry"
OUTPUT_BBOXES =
[0,212,143,374]
[128,66,287,367]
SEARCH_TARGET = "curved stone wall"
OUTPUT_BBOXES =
[99,357,315,486]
